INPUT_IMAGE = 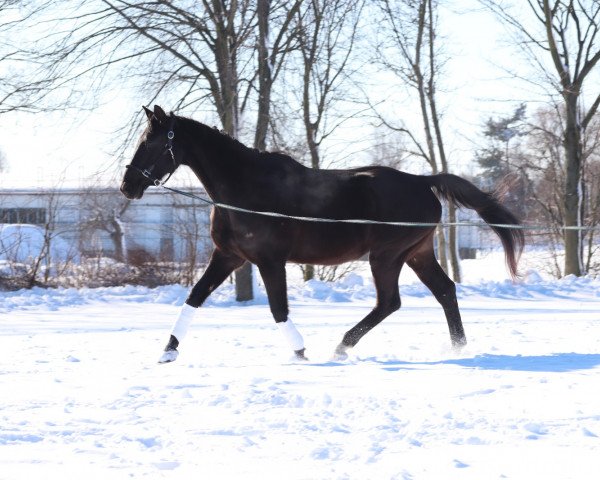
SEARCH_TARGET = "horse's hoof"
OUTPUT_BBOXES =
[331,351,348,362]
[158,349,179,364]
[294,348,309,361]
[332,345,349,361]
[451,337,467,351]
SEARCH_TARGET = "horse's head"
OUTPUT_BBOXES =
[120,105,180,200]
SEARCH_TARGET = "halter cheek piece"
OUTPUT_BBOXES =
[125,122,177,187]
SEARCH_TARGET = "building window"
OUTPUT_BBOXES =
[0,208,47,225]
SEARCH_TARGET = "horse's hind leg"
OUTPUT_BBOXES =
[158,248,244,363]
[407,242,466,348]
[334,254,403,360]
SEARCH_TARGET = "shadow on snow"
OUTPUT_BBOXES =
[375,353,600,373]
[306,353,600,373]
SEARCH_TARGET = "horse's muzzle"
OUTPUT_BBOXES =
[120,181,143,200]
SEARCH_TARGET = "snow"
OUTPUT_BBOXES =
[1,252,600,479]
[0,223,79,265]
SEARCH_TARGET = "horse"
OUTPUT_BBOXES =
[120,105,524,363]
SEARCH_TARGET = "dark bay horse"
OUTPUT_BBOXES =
[120,105,524,363]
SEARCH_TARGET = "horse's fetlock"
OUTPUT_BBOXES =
[342,331,359,348]
[451,336,467,351]
[165,334,179,351]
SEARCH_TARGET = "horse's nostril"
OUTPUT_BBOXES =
[120,182,135,199]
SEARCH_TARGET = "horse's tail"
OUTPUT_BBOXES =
[423,173,525,279]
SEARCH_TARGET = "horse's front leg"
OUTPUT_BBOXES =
[257,261,307,360]
[158,249,244,363]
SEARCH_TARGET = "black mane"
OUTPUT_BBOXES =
[175,114,261,157]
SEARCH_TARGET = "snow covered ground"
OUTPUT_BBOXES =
[1,252,600,479]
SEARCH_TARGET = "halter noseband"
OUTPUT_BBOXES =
[125,119,177,187]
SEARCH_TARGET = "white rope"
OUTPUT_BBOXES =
[160,185,599,232]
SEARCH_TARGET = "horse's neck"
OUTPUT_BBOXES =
[184,122,254,201]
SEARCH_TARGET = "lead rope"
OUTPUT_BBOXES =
[158,183,599,231]
[129,127,599,232]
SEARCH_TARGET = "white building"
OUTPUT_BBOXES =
[0,188,213,263]
[0,187,492,264]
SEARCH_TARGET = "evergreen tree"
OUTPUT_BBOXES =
[475,104,529,218]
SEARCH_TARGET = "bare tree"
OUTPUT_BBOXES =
[293,0,365,281]
[239,0,303,297]
[79,188,131,262]
[374,0,461,281]
[0,1,57,114]
[481,0,600,276]
[294,0,364,171]
[516,105,600,276]
[583,158,600,272]
[20,188,79,287]
[254,0,302,150]
[27,0,305,300]
[368,129,410,170]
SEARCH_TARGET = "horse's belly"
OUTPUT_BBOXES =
[288,226,369,265]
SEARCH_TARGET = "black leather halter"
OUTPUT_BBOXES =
[125,119,177,186]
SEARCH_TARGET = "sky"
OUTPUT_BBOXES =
[0,1,533,190]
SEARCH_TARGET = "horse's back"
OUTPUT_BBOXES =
[283,166,442,263]
[254,154,440,222]
[338,166,442,223]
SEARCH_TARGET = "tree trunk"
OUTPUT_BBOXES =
[425,0,460,282]
[254,0,271,152]
[109,225,125,263]
[415,75,450,274]
[235,261,254,301]
[219,63,253,300]
[563,95,583,276]
[211,11,253,301]
[436,226,448,274]
[303,264,315,282]
[447,203,461,282]
[301,46,320,282]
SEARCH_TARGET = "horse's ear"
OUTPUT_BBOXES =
[143,106,154,121]
[153,105,168,124]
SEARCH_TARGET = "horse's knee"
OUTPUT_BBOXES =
[187,277,223,307]
[186,289,203,308]
[270,305,289,323]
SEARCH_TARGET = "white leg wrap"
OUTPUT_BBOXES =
[170,303,197,342]
[277,318,304,351]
